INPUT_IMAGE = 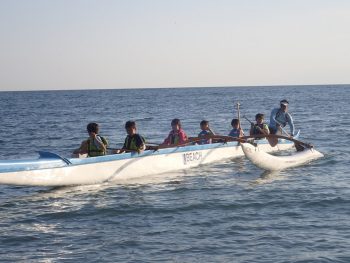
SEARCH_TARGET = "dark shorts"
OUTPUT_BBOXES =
[269,126,282,135]
[269,126,277,134]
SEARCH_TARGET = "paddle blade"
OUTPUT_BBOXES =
[294,142,306,152]
[267,136,278,147]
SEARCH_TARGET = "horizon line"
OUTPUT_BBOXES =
[0,83,349,93]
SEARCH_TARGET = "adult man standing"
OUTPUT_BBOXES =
[269,99,295,136]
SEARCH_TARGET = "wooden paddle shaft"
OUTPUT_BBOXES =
[236,102,241,129]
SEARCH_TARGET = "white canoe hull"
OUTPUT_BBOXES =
[0,139,296,186]
[241,143,324,171]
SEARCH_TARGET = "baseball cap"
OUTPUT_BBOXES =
[280,99,289,106]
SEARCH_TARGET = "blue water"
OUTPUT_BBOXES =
[0,85,349,262]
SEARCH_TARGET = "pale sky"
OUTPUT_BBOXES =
[0,0,349,91]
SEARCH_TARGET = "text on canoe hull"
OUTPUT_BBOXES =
[183,152,203,165]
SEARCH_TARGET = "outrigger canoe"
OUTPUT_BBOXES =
[0,133,300,187]
[241,139,324,171]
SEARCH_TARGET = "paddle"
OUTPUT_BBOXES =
[277,135,313,149]
[273,120,305,151]
[150,134,245,151]
[146,142,161,146]
[236,102,243,137]
[107,147,133,153]
[274,119,292,137]
[108,138,161,153]
[242,134,313,149]
[38,151,72,165]
[189,135,245,144]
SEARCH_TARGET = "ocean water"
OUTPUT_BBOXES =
[0,85,349,262]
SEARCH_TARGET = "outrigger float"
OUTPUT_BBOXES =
[0,133,300,187]
[241,134,324,171]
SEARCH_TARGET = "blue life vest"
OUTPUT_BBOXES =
[229,128,241,137]
[198,130,213,144]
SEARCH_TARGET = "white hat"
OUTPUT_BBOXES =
[280,99,289,106]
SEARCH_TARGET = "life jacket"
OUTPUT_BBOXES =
[169,132,179,145]
[198,130,213,144]
[252,123,269,135]
[87,136,108,157]
[229,128,241,137]
[124,134,146,151]
[164,129,188,145]
[170,131,186,144]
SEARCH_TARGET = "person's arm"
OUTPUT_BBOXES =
[198,131,204,138]
[135,135,146,153]
[249,124,254,136]
[115,137,128,154]
[208,128,215,135]
[206,129,214,143]
[122,138,127,149]
[178,130,188,144]
[270,108,278,127]
[286,113,295,136]
[117,135,129,153]
[239,128,244,137]
[73,140,88,154]
[163,133,171,145]
[95,135,107,152]
[251,124,269,136]
[263,124,270,135]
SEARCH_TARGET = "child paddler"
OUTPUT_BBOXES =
[117,121,146,154]
[229,119,244,138]
[250,113,270,138]
[73,123,108,157]
[162,118,188,146]
[198,120,215,144]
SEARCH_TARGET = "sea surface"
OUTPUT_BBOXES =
[0,85,349,262]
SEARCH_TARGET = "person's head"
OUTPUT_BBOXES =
[171,118,181,131]
[87,122,99,136]
[125,121,137,136]
[255,113,264,124]
[231,119,239,129]
[280,99,289,112]
[200,120,209,131]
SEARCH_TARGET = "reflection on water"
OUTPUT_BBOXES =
[250,170,283,185]
[112,171,185,186]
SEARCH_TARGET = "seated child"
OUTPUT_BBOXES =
[73,122,108,157]
[163,118,188,145]
[198,120,215,144]
[119,121,146,153]
[228,119,244,138]
[250,113,270,137]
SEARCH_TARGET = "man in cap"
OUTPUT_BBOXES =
[269,99,295,136]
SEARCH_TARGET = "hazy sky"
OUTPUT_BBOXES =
[0,0,349,91]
